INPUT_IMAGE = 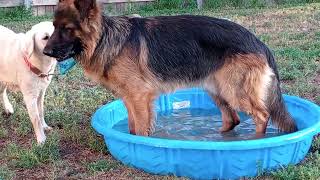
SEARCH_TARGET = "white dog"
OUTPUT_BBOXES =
[0,22,56,144]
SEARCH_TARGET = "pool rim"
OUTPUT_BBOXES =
[92,94,320,151]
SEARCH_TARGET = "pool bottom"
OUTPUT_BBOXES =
[112,108,286,141]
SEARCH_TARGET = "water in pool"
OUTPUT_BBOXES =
[113,108,285,141]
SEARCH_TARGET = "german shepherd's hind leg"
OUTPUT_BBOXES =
[124,92,156,136]
[214,54,278,136]
[209,93,240,132]
[250,103,270,137]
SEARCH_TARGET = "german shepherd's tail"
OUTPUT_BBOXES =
[268,85,297,132]
[263,44,298,133]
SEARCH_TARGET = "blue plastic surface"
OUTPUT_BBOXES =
[58,58,77,75]
[91,88,320,180]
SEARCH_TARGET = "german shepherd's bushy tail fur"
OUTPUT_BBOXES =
[263,45,297,133]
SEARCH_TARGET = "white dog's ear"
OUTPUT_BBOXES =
[22,30,35,58]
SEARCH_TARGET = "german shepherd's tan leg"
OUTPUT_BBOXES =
[123,98,136,134]
[209,94,240,132]
[213,54,274,136]
[124,92,156,136]
[251,105,269,136]
[236,98,270,137]
[102,47,157,136]
[230,109,240,126]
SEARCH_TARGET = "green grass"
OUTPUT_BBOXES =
[0,2,319,179]
[0,126,8,138]
[87,159,119,174]
[311,137,320,152]
[270,152,320,179]
[0,6,33,21]
[137,0,320,13]
[0,165,15,180]
[2,131,60,169]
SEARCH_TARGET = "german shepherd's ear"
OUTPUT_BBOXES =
[74,0,97,20]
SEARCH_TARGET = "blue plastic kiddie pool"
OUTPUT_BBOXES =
[91,88,320,179]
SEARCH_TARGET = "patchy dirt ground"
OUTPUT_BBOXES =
[0,3,319,180]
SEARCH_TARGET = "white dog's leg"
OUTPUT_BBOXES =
[23,93,46,144]
[38,89,52,131]
[0,85,14,115]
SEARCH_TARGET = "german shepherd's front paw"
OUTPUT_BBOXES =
[219,122,238,132]
[134,125,155,136]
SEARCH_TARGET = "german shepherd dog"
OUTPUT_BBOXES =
[44,0,297,136]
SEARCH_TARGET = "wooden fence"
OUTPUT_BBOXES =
[0,0,154,15]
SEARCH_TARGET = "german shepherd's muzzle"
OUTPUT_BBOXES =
[43,15,83,61]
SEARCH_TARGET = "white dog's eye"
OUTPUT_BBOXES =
[43,35,49,40]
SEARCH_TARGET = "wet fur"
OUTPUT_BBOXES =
[45,0,297,136]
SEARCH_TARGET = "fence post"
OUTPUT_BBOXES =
[197,0,203,10]
[24,0,32,8]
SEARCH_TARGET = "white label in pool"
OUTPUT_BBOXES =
[172,101,191,109]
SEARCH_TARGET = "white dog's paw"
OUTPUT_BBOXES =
[3,105,14,116]
[42,121,53,131]
[43,125,53,131]
[36,134,46,145]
